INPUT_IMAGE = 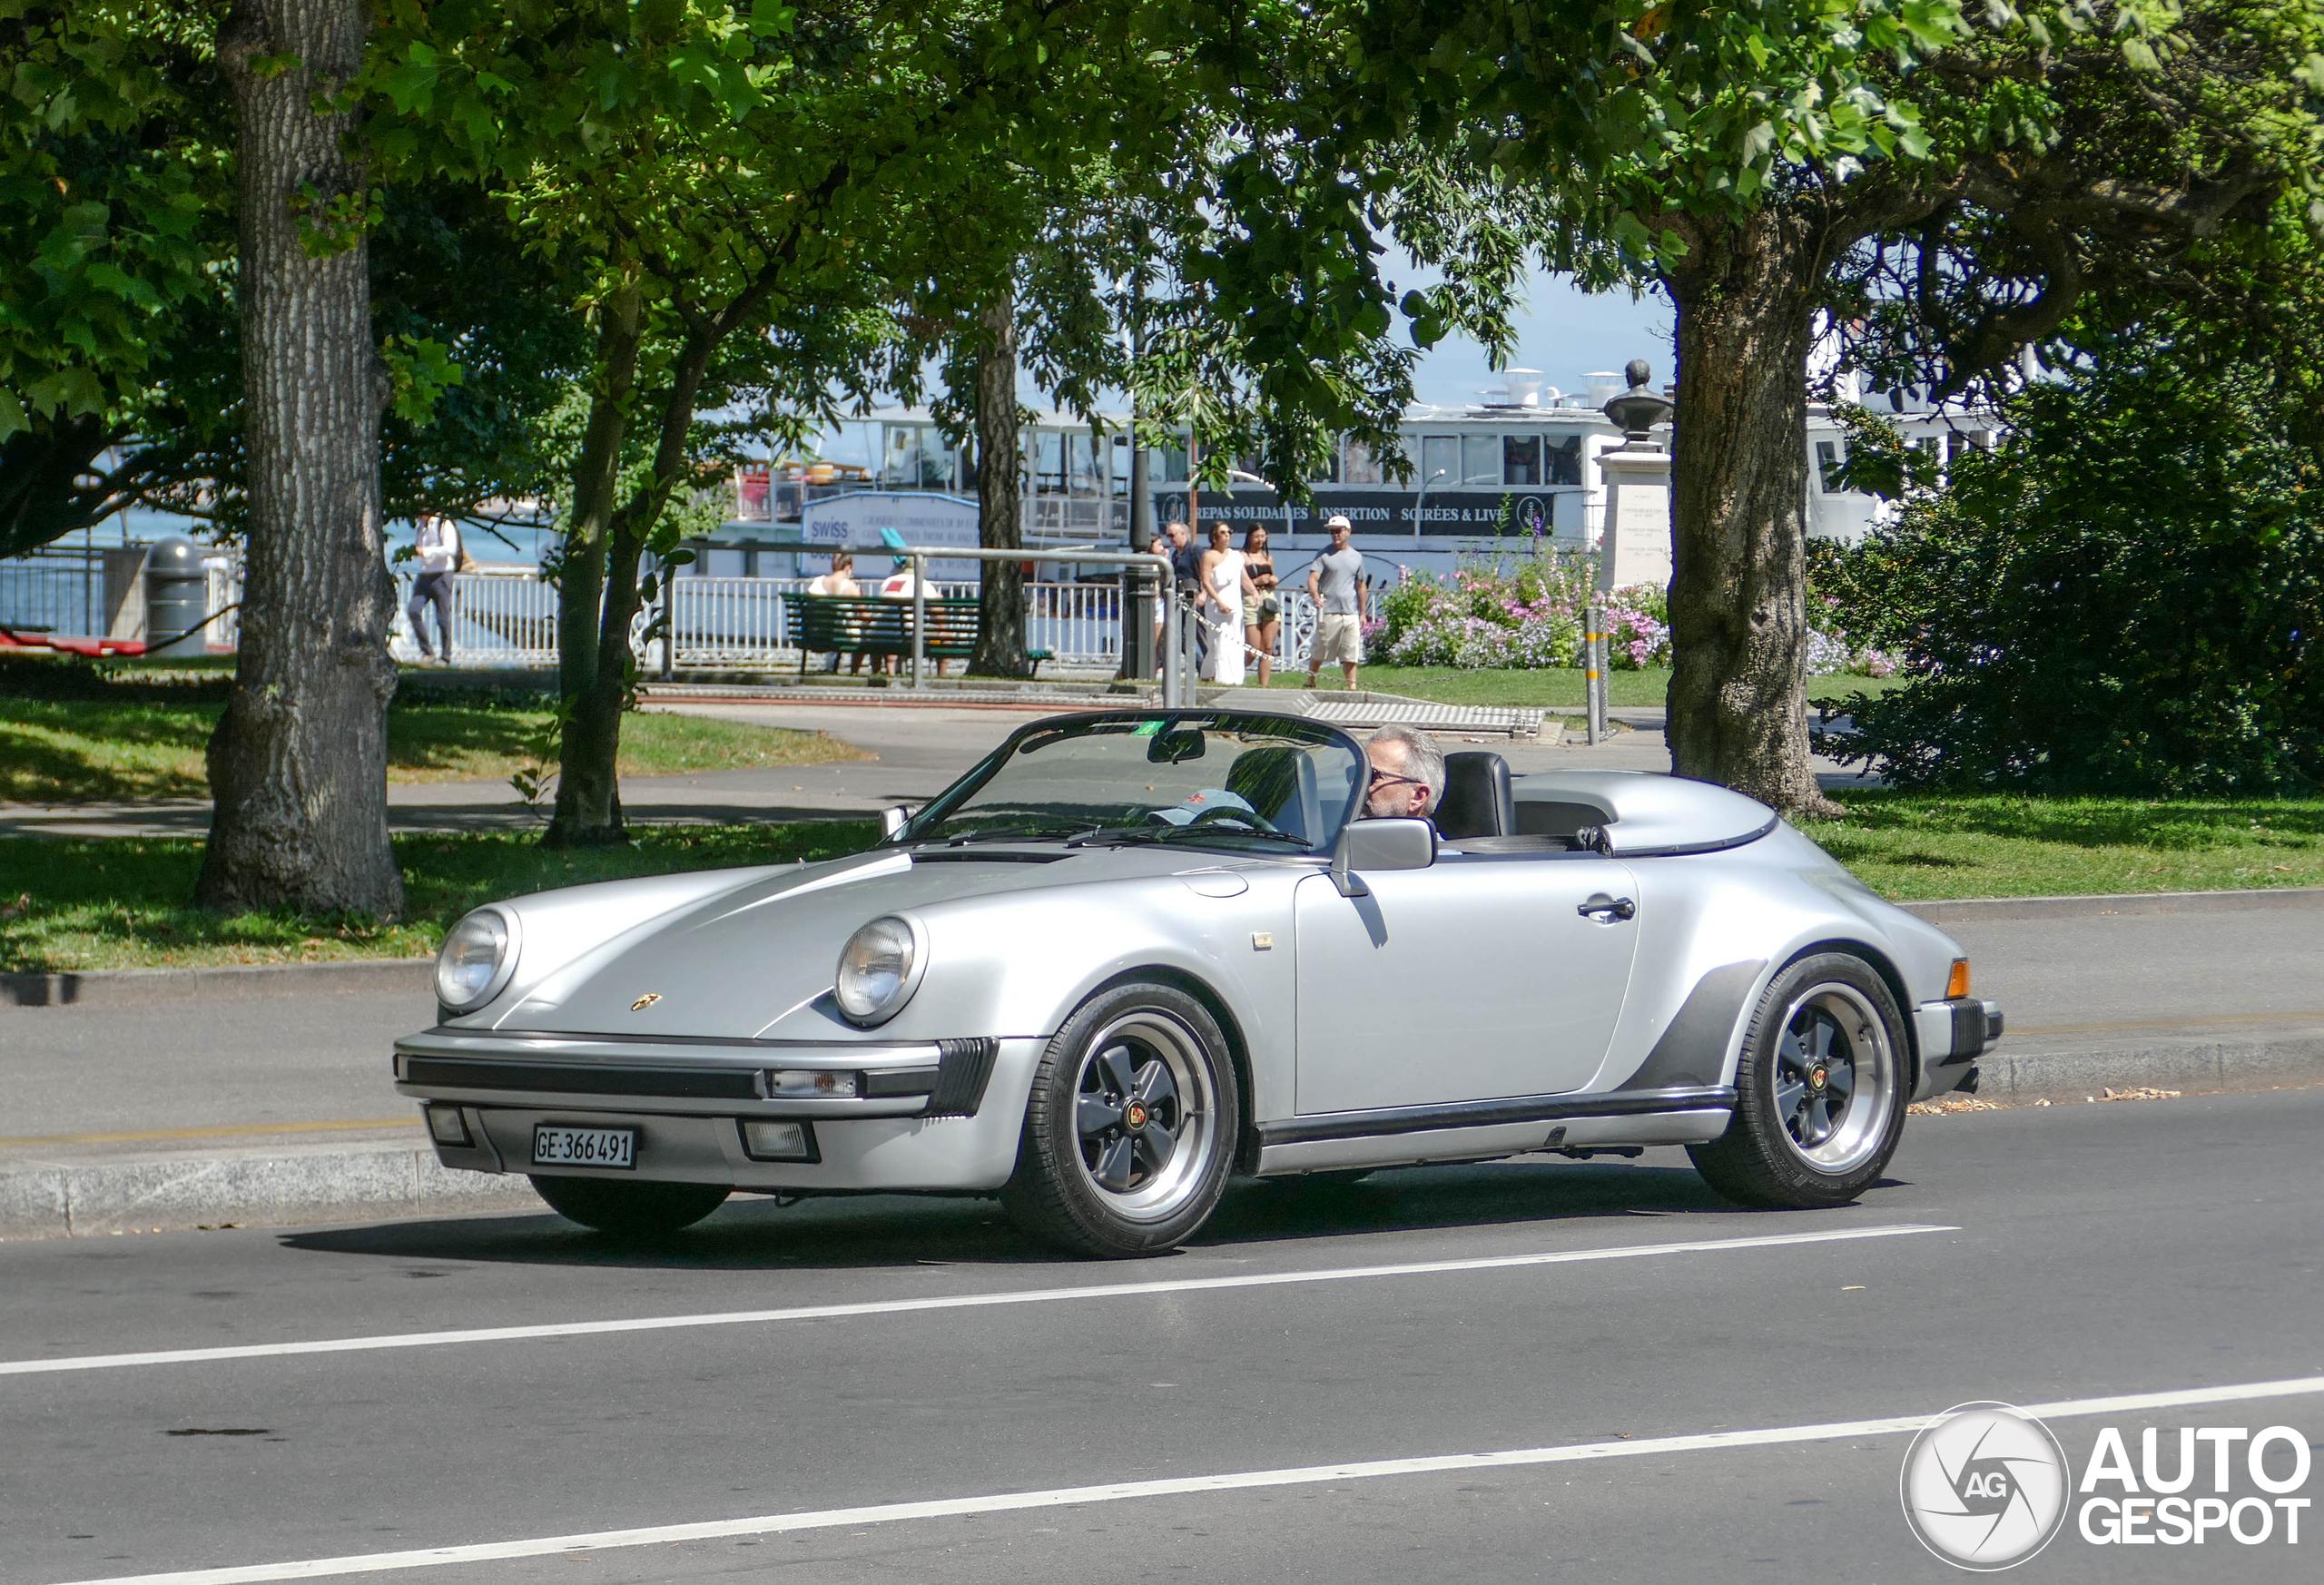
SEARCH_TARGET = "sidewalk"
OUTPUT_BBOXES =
[5,885,2316,1239]
[0,697,1739,839]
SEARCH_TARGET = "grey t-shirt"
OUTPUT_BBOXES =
[1314,546,1364,615]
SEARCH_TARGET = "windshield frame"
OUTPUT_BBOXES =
[886,709,1371,858]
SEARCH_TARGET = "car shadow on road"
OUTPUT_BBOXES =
[279,1156,1789,1273]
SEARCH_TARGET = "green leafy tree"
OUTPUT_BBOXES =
[1825,304,2324,792]
[0,1,231,558]
[1282,0,2324,817]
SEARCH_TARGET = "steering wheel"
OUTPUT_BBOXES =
[1186,804,1278,832]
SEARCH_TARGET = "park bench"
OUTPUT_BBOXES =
[785,595,1051,676]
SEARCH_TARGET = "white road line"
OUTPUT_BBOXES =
[1,1224,1949,1380]
[52,1373,2324,1585]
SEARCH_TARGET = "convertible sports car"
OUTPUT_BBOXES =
[395,708,2002,1255]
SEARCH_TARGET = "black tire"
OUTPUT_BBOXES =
[529,1175,732,1236]
[1003,981,1242,1257]
[1689,953,1910,1209]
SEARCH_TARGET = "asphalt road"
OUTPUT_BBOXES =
[4,1087,2319,1582]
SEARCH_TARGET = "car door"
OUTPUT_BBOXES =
[1292,856,1640,1114]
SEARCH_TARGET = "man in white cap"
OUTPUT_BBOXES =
[1305,514,1366,690]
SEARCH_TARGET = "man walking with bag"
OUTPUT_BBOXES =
[408,515,467,665]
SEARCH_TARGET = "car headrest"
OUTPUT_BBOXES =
[1224,744,1322,843]
[1435,751,1514,840]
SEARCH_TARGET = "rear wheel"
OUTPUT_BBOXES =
[1689,954,1908,1209]
[1004,981,1240,1257]
[529,1175,731,1236]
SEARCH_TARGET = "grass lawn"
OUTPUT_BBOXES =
[1800,792,2324,901]
[1249,665,1905,709]
[0,698,861,803]
[0,822,881,972]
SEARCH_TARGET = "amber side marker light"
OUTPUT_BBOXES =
[1946,959,1972,999]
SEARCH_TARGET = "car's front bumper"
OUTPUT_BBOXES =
[392,1029,1046,1193]
[1912,997,2004,1099]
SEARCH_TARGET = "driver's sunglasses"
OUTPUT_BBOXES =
[1369,773,1423,790]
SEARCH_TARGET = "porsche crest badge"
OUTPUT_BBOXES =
[630,992,662,1011]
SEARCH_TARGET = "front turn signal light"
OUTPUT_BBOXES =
[1946,959,1972,999]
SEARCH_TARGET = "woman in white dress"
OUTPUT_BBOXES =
[1197,523,1256,684]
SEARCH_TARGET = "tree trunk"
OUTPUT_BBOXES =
[544,286,643,848]
[1662,211,1841,821]
[970,290,1027,677]
[199,0,402,916]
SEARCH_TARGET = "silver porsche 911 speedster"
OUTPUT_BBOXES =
[395,708,2001,1255]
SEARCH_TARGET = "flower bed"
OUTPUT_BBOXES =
[1374,548,1894,675]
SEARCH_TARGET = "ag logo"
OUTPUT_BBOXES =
[1900,1402,2070,1570]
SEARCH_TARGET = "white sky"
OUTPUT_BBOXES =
[1398,269,1674,409]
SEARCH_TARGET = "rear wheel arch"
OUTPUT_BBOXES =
[1784,939,1922,1092]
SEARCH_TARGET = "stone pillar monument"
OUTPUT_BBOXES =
[1596,359,1675,594]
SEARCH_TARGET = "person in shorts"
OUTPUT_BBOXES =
[1305,515,1365,690]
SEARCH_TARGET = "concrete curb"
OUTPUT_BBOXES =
[1,957,433,1010]
[1972,1030,2324,1106]
[0,1141,541,1241]
[1900,885,2324,925]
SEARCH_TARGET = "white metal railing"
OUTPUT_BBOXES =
[389,566,1151,672]
[0,545,241,651]
[8,551,1341,673]
[390,565,559,665]
[0,546,105,638]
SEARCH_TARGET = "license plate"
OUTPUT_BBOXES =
[532,1126,635,1169]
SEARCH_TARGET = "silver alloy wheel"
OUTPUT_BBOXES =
[1771,981,1896,1175]
[1069,1009,1216,1223]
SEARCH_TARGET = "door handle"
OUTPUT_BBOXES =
[1578,893,1636,922]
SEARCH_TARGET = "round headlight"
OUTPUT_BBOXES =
[835,915,920,1025]
[436,909,515,1010]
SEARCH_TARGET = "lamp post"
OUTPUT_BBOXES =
[1412,468,1446,548]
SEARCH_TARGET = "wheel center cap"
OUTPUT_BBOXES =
[1124,1102,1149,1132]
[1808,1064,1829,1090]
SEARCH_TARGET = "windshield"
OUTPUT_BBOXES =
[895,714,1366,854]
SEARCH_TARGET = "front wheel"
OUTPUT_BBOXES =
[1689,954,1909,1209]
[529,1175,731,1236]
[1003,981,1241,1257]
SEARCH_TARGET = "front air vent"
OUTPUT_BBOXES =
[927,1039,1000,1117]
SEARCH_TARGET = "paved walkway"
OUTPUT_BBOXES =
[0,695,1883,840]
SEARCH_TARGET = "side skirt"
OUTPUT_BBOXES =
[1251,1088,1735,1176]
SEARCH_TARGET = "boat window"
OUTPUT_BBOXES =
[1343,439,1387,485]
[1502,435,1541,486]
[1421,435,1459,487]
[1461,434,1497,486]
[1546,435,1583,486]
[1815,440,1843,492]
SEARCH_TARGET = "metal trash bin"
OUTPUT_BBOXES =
[145,537,210,658]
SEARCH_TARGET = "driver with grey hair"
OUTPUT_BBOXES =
[1364,724,1446,821]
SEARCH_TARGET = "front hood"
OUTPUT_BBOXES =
[492,848,1135,1039]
